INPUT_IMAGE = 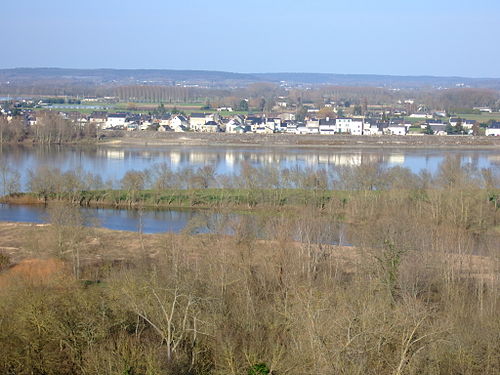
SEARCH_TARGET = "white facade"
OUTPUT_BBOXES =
[350,120,364,135]
[363,124,382,135]
[385,125,407,136]
[170,115,189,132]
[226,119,243,133]
[335,118,364,135]
[485,126,500,136]
[105,115,127,129]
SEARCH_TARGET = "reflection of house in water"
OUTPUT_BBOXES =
[189,152,209,164]
[387,154,405,164]
[225,151,236,167]
[188,151,219,165]
[336,153,363,166]
[100,149,125,160]
[169,151,181,167]
[318,154,331,164]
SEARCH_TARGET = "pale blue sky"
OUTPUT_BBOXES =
[1,0,499,77]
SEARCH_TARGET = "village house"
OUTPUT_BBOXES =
[278,112,296,121]
[157,114,171,127]
[89,111,108,125]
[305,118,320,133]
[485,122,500,136]
[462,119,477,130]
[225,116,246,133]
[170,114,189,132]
[254,117,278,134]
[245,116,264,132]
[200,120,220,133]
[362,121,383,135]
[265,117,282,132]
[318,117,336,134]
[335,118,364,135]
[189,113,216,131]
[423,119,445,129]
[296,125,310,134]
[384,125,407,136]
[409,113,432,119]
[429,124,448,136]
[449,118,464,127]
[105,113,128,129]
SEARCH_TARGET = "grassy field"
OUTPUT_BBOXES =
[454,112,500,123]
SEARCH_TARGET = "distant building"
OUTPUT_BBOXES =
[385,125,407,136]
[485,122,500,136]
[105,113,127,129]
[170,115,189,132]
[318,117,336,134]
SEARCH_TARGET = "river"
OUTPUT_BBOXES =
[1,144,499,187]
[0,144,498,235]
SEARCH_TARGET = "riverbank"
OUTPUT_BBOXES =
[100,131,500,149]
[3,131,499,149]
[1,189,349,212]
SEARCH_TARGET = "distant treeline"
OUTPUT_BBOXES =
[0,112,97,144]
[2,81,499,111]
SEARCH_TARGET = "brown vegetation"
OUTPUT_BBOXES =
[0,157,499,374]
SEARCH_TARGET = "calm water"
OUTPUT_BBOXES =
[0,144,498,237]
[0,203,225,234]
[1,144,499,189]
[0,203,349,246]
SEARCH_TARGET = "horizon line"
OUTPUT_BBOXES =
[1,66,499,80]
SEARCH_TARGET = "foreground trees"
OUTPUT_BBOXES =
[0,158,499,374]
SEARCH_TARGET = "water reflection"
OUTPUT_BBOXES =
[0,203,349,246]
[0,144,498,188]
[0,203,219,234]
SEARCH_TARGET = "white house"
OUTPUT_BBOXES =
[485,122,500,136]
[334,118,364,135]
[189,113,215,131]
[409,113,432,119]
[473,107,492,113]
[170,115,189,132]
[335,118,351,133]
[318,117,336,134]
[283,121,298,133]
[200,121,219,133]
[362,121,381,135]
[245,117,264,132]
[305,118,320,133]
[263,117,281,132]
[449,118,464,127]
[105,113,127,129]
[349,119,364,135]
[385,125,407,136]
[463,120,477,130]
[226,118,243,133]
[89,111,108,125]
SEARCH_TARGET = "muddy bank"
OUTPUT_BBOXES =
[100,131,500,149]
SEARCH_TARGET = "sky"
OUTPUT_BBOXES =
[1,0,499,77]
